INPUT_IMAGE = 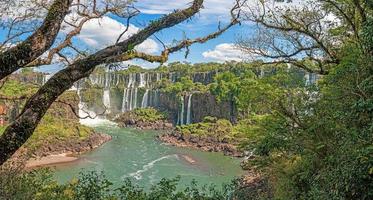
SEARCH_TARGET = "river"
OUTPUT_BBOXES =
[53,121,244,188]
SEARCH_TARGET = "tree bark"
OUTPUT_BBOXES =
[0,0,204,165]
[0,0,72,80]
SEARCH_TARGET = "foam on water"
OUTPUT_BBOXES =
[123,154,178,180]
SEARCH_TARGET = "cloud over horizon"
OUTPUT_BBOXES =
[74,16,159,54]
[202,43,247,62]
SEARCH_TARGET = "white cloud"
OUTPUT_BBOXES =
[71,16,159,54]
[135,0,237,23]
[202,43,247,62]
[202,43,263,62]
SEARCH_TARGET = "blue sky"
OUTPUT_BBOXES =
[89,0,257,68]
[1,0,305,72]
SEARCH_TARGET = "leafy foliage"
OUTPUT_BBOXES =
[133,108,167,122]
[177,117,236,142]
[0,170,251,200]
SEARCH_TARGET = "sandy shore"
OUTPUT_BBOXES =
[25,153,79,168]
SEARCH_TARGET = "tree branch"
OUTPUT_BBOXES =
[0,0,205,165]
[0,0,73,80]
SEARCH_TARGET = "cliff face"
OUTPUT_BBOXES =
[79,70,235,125]
[191,93,233,123]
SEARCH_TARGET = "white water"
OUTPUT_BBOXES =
[77,90,114,126]
[121,88,128,112]
[124,154,179,180]
[42,74,52,85]
[139,73,146,88]
[305,73,311,86]
[178,96,185,125]
[133,88,138,109]
[122,74,137,112]
[141,89,150,108]
[156,73,161,82]
[186,94,193,124]
[103,89,111,110]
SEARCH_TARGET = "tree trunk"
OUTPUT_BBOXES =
[0,0,204,165]
[0,0,72,80]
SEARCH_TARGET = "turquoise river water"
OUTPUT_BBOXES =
[53,122,244,188]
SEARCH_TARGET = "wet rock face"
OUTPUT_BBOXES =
[79,71,237,125]
[191,93,233,123]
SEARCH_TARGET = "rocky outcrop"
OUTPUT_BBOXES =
[158,131,243,157]
[117,119,173,130]
[31,133,112,158]
[114,110,173,130]
[8,133,112,168]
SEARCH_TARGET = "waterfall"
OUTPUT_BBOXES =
[156,73,161,82]
[105,73,110,88]
[122,88,129,112]
[139,73,146,88]
[133,88,138,109]
[186,94,193,124]
[305,73,311,86]
[260,69,264,78]
[103,89,111,110]
[129,88,134,110]
[147,73,151,87]
[169,72,174,82]
[78,89,114,126]
[127,73,135,87]
[141,89,150,108]
[122,73,137,112]
[115,74,120,86]
[178,96,185,125]
[42,74,52,85]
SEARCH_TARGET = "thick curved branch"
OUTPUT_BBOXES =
[0,0,204,165]
[109,1,243,64]
[27,1,137,67]
[0,0,73,80]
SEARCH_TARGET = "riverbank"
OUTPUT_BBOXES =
[10,132,112,169]
[158,131,243,157]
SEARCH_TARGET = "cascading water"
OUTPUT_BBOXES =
[122,73,139,112]
[122,88,129,112]
[178,96,185,125]
[103,72,111,112]
[103,89,111,110]
[77,88,114,126]
[133,87,138,109]
[139,73,146,88]
[141,89,150,108]
[42,74,52,85]
[156,73,161,82]
[305,73,311,86]
[186,94,193,124]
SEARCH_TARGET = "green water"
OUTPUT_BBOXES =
[53,123,244,188]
